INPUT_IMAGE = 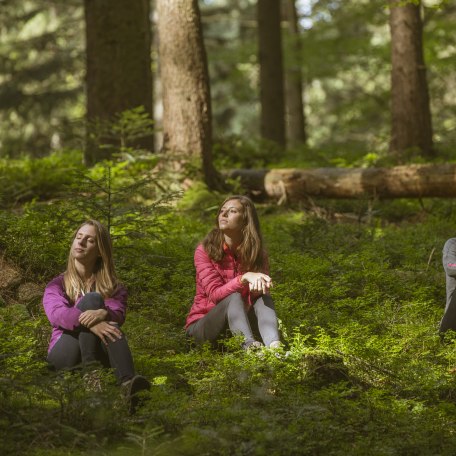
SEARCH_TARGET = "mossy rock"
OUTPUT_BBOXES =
[300,352,349,385]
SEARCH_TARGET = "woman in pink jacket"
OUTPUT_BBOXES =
[43,219,149,411]
[185,196,281,350]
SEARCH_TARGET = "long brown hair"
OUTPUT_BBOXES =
[202,195,265,271]
[63,220,119,301]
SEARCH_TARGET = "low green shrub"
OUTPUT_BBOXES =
[4,184,456,455]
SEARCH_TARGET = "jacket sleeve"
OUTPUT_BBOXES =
[443,238,456,278]
[104,285,127,325]
[43,276,81,330]
[195,245,247,305]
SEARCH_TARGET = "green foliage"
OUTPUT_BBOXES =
[6,164,456,454]
[67,158,176,239]
[177,181,222,211]
[88,106,156,160]
[0,203,73,278]
[0,0,84,157]
[213,135,282,169]
[0,150,84,208]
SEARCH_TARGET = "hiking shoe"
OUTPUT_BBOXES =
[83,369,103,393]
[243,340,264,351]
[123,375,151,414]
[267,341,291,359]
[269,341,282,349]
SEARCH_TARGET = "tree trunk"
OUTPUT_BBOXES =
[258,0,286,147]
[283,0,306,145]
[157,0,220,189]
[389,1,434,158]
[226,164,456,200]
[84,0,153,165]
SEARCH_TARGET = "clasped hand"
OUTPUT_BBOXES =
[89,321,123,345]
[241,272,273,294]
[78,309,122,345]
[79,308,108,328]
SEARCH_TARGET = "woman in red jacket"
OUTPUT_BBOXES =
[185,196,281,350]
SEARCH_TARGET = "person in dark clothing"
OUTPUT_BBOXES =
[43,219,149,412]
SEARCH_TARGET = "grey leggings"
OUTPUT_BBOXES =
[47,292,135,383]
[440,290,456,333]
[186,292,280,347]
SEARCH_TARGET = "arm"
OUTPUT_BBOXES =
[78,285,127,327]
[195,246,247,304]
[246,251,272,297]
[443,238,456,278]
[104,285,128,324]
[42,276,81,330]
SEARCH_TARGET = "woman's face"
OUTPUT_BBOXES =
[218,199,245,234]
[71,224,100,268]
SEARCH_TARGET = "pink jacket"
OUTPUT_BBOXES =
[42,274,127,353]
[185,243,268,328]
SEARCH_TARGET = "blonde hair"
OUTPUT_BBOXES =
[63,220,119,302]
[202,195,265,271]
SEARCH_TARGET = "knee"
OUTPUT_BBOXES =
[220,292,244,309]
[77,292,105,311]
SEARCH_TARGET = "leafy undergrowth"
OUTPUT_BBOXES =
[3,179,456,454]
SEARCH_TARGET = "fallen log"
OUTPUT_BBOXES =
[225,164,456,200]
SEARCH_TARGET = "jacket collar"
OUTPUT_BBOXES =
[223,242,239,260]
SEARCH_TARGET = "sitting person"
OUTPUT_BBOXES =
[43,219,149,412]
[185,195,281,350]
[440,237,456,333]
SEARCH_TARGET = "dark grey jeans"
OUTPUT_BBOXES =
[47,292,135,383]
[186,292,280,347]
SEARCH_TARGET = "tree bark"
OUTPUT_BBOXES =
[283,0,307,145]
[84,0,153,165]
[157,0,220,189]
[258,0,286,147]
[389,1,434,158]
[226,164,456,200]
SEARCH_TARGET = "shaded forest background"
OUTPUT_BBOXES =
[1,0,455,166]
[2,0,456,455]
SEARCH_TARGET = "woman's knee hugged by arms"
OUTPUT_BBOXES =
[185,195,281,350]
[42,219,149,413]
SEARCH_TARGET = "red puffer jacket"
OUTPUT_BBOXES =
[185,243,268,328]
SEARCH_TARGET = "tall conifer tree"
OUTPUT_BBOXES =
[283,0,307,145]
[389,0,434,158]
[157,0,219,189]
[84,0,153,164]
[258,0,286,147]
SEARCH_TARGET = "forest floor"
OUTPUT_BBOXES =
[2,154,456,455]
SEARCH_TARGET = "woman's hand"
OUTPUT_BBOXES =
[79,309,108,328]
[89,321,122,345]
[241,272,273,294]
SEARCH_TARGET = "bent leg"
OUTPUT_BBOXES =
[47,332,81,370]
[78,293,136,382]
[251,294,280,347]
[77,292,105,312]
[102,327,136,384]
[440,292,456,333]
[187,293,255,345]
[76,292,106,365]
